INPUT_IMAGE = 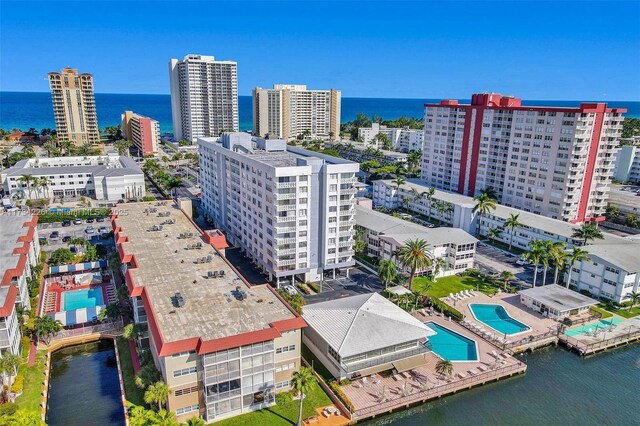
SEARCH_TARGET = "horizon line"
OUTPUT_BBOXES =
[1,90,638,103]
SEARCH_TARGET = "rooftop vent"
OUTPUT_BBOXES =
[174,292,185,308]
[235,286,247,301]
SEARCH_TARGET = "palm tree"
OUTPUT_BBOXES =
[122,323,140,341]
[391,175,406,206]
[628,292,640,312]
[144,381,172,411]
[166,177,183,197]
[538,241,554,286]
[0,353,22,392]
[377,259,398,289]
[423,187,436,220]
[152,409,178,426]
[433,200,447,224]
[472,193,497,237]
[290,367,316,426]
[114,139,133,156]
[480,186,498,199]
[572,223,604,246]
[33,315,63,345]
[503,213,521,250]
[498,270,515,291]
[605,204,620,221]
[524,241,545,287]
[565,247,590,288]
[432,257,448,281]
[68,237,89,248]
[17,174,34,198]
[182,416,205,426]
[98,303,124,321]
[393,238,433,291]
[42,140,56,156]
[59,140,73,156]
[128,406,153,426]
[6,409,45,426]
[435,359,453,379]
[38,176,51,199]
[549,242,567,285]
[486,226,502,245]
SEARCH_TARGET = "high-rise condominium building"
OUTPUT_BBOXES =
[199,133,358,284]
[48,67,100,145]
[252,85,341,140]
[169,54,239,143]
[421,93,626,223]
[121,111,161,155]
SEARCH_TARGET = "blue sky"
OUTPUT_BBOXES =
[1,1,639,100]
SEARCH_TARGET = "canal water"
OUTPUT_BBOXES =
[365,345,640,425]
[46,340,125,426]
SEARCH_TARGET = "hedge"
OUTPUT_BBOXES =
[329,380,355,412]
[426,297,464,321]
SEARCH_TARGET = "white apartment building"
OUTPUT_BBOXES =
[614,142,640,184]
[1,154,145,201]
[358,123,424,152]
[356,205,477,276]
[421,93,626,223]
[1,214,40,318]
[198,133,359,284]
[169,54,239,143]
[253,85,341,140]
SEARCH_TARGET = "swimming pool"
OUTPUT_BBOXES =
[564,318,624,337]
[425,322,478,362]
[469,304,530,335]
[64,288,104,311]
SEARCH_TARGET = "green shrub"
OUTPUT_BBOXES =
[306,281,321,293]
[296,284,311,295]
[278,290,305,315]
[0,402,17,416]
[329,380,355,412]
[275,391,293,406]
[10,375,23,394]
[426,298,464,321]
[339,378,351,386]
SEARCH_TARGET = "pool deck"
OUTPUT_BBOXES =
[443,292,560,353]
[560,316,640,356]
[340,314,526,421]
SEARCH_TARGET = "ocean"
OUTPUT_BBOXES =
[1,91,638,136]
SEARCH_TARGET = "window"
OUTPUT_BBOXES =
[176,404,199,415]
[172,350,195,358]
[275,345,295,354]
[173,367,197,377]
[275,362,295,372]
[175,385,199,396]
[275,380,291,389]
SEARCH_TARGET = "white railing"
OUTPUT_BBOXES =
[51,319,124,341]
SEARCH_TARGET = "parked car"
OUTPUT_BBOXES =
[98,226,109,235]
[86,218,95,223]
[283,285,297,296]
[73,218,83,225]
[515,257,530,266]
[50,231,60,240]
[62,236,72,243]
[62,219,71,227]
[85,226,95,234]
[96,217,105,222]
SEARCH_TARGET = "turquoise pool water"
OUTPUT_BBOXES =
[564,318,624,337]
[64,288,104,311]
[425,322,478,361]
[469,304,530,335]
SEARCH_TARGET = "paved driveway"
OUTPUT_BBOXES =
[474,243,553,289]
[38,221,113,253]
[303,265,384,304]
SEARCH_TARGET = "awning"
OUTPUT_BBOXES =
[387,285,412,296]
[392,354,427,373]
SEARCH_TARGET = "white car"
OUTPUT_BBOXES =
[283,285,297,296]
[515,257,530,266]
[98,226,109,235]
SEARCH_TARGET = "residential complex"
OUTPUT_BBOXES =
[121,111,161,155]
[358,123,423,152]
[252,85,341,140]
[614,141,640,184]
[112,201,306,423]
[421,93,626,223]
[356,205,478,276]
[302,293,434,379]
[0,214,40,355]
[518,285,598,320]
[48,67,100,145]
[326,142,408,166]
[169,54,239,143]
[1,154,145,201]
[198,133,359,284]
[373,178,640,304]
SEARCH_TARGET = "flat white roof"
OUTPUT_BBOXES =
[518,284,598,312]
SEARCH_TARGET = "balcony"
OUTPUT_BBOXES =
[276,248,296,256]
[277,258,296,266]
[341,344,429,373]
[276,215,296,223]
[276,181,297,189]
[276,237,296,245]
[276,192,297,200]
[276,204,296,211]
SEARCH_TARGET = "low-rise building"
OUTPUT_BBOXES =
[356,205,477,276]
[358,123,423,152]
[121,111,161,156]
[614,138,640,184]
[0,286,22,357]
[606,185,640,217]
[1,154,145,201]
[112,201,306,423]
[302,293,435,379]
[1,214,40,313]
[518,284,598,319]
[327,142,408,166]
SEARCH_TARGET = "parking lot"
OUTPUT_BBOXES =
[38,220,114,253]
[303,265,384,304]
[474,242,553,289]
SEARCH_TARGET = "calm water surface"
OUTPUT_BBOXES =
[364,345,640,426]
[46,340,124,426]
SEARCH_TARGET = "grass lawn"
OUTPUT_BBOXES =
[590,305,613,319]
[413,275,498,298]
[115,337,146,407]
[15,350,46,414]
[599,304,640,319]
[215,381,332,426]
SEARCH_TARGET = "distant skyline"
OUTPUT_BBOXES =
[1,1,639,101]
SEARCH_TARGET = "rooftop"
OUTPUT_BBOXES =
[302,293,434,358]
[113,202,299,347]
[0,214,37,284]
[608,185,640,210]
[580,240,640,273]
[3,155,142,177]
[356,205,478,247]
[518,284,598,312]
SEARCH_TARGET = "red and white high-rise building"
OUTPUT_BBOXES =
[420,93,626,223]
[121,111,160,156]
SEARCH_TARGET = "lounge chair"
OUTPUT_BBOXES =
[477,365,488,372]
[393,374,402,381]
[457,372,467,379]
[490,350,499,359]
[499,353,509,360]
